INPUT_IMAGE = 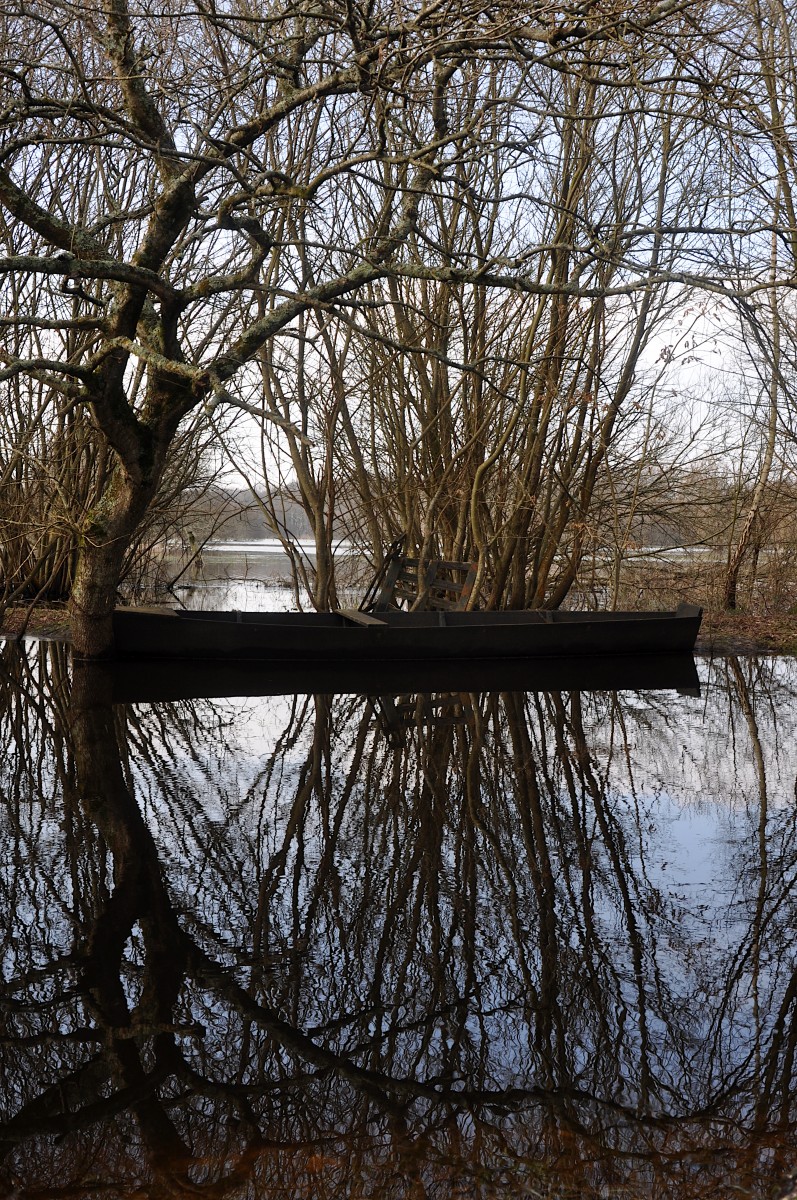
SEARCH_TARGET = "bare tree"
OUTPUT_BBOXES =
[0,0,750,650]
[243,11,751,611]
[720,0,797,608]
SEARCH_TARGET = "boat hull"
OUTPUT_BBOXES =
[111,604,703,663]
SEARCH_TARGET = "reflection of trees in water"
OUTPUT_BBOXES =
[2,645,797,1196]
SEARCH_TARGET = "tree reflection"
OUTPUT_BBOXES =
[2,643,797,1197]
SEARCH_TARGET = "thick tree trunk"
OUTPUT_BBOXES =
[70,537,130,658]
[70,469,157,658]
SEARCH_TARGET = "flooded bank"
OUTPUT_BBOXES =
[1,644,797,1197]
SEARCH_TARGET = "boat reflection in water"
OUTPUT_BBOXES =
[1,642,797,1198]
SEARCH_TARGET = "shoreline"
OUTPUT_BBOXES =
[2,605,797,657]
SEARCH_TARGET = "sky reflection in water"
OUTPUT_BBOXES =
[1,643,797,1199]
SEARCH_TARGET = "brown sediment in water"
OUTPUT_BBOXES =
[695,610,797,656]
[0,604,71,642]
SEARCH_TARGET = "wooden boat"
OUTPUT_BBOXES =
[111,602,703,664]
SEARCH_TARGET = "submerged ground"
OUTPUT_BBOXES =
[1,642,797,1198]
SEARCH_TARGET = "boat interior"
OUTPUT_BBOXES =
[173,605,700,627]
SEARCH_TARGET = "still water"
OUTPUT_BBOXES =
[2,642,797,1198]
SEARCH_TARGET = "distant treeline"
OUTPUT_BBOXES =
[186,487,315,543]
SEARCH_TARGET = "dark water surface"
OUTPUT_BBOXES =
[2,642,797,1199]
